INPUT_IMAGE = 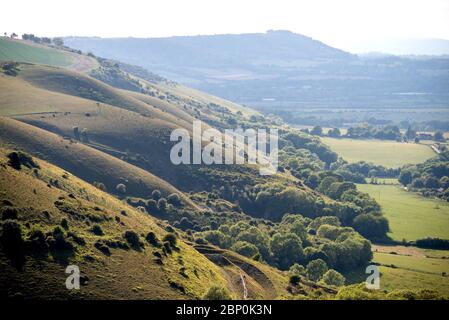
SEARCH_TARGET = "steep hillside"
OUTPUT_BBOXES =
[0,148,295,299]
[0,117,195,206]
[0,37,98,72]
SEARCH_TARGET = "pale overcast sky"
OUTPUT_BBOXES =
[1,0,449,53]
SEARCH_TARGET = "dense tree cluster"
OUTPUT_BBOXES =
[197,213,373,273]
[399,157,449,201]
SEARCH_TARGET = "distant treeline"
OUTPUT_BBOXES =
[303,124,446,142]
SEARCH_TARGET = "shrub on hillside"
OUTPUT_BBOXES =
[163,233,177,247]
[157,198,167,212]
[289,275,301,285]
[60,218,69,230]
[306,259,328,282]
[1,206,18,220]
[123,230,142,249]
[167,193,181,206]
[321,269,345,287]
[151,189,161,200]
[230,241,259,258]
[116,183,127,194]
[202,285,232,300]
[90,224,104,236]
[145,231,161,247]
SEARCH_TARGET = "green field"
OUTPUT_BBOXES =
[357,184,449,241]
[373,251,449,296]
[0,38,73,66]
[321,137,435,168]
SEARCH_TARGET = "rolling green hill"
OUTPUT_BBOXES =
[0,148,295,299]
[0,37,98,72]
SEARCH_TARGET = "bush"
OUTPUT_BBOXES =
[116,183,127,194]
[94,241,110,255]
[1,206,18,220]
[7,152,21,170]
[202,285,232,300]
[289,275,301,285]
[151,189,161,200]
[123,230,142,249]
[145,231,161,247]
[0,220,25,266]
[27,228,48,251]
[90,224,104,236]
[163,233,177,247]
[167,193,181,206]
[47,226,74,251]
[321,269,345,286]
[157,198,167,212]
[163,241,173,254]
[0,220,24,250]
[60,218,69,230]
[145,199,158,213]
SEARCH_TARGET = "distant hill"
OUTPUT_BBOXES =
[64,31,449,111]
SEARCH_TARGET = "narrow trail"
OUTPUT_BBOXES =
[240,273,248,300]
[193,244,275,299]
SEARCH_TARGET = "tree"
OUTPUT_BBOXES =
[306,259,328,282]
[167,193,181,206]
[353,214,389,239]
[231,241,259,258]
[288,263,306,276]
[80,128,89,142]
[157,198,167,212]
[115,183,126,194]
[270,233,304,270]
[10,33,18,39]
[289,221,308,242]
[424,176,440,189]
[151,189,161,200]
[310,126,323,136]
[53,37,64,46]
[236,226,270,258]
[405,126,416,140]
[203,230,230,248]
[399,170,413,186]
[321,269,346,286]
[73,126,80,140]
[328,128,341,138]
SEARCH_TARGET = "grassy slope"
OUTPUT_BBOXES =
[0,116,195,207]
[0,148,228,299]
[156,82,260,118]
[0,148,293,299]
[373,250,449,296]
[0,38,98,72]
[357,184,449,241]
[321,137,435,168]
[0,65,295,195]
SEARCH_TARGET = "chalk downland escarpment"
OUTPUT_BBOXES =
[0,148,298,299]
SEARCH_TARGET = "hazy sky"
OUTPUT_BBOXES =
[1,0,449,53]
